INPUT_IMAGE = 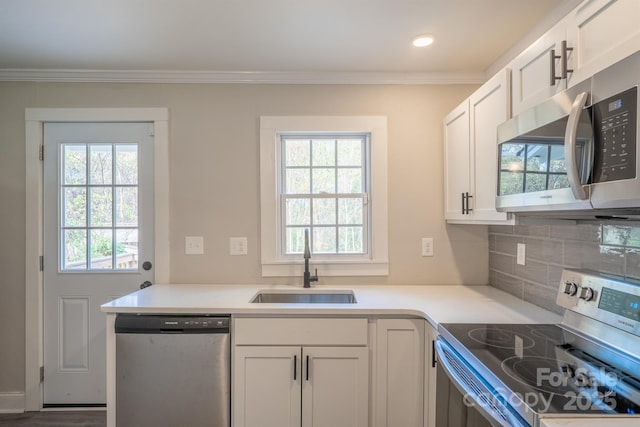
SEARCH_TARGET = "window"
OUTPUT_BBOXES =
[260,116,388,277]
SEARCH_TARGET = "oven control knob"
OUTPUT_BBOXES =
[561,365,575,378]
[563,281,578,296]
[579,287,595,301]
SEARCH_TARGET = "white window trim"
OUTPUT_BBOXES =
[260,116,388,277]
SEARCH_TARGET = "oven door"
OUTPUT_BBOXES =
[496,80,593,213]
[435,337,531,427]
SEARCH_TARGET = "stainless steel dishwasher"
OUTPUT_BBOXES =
[115,314,230,427]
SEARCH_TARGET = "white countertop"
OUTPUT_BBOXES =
[101,283,561,327]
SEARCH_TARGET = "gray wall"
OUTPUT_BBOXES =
[0,81,487,396]
[489,221,640,314]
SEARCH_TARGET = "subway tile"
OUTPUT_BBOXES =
[514,258,548,285]
[523,237,563,264]
[494,234,522,255]
[489,252,515,275]
[488,234,496,252]
[523,282,563,315]
[563,241,624,275]
[548,264,564,289]
[489,225,514,235]
[512,224,550,238]
[550,223,601,243]
[491,272,524,299]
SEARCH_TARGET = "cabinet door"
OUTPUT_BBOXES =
[302,347,368,427]
[510,22,569,115]
[567,0,640,85]
[468,69,511,223]
[375,318,424,427]
[233,346,301,427]
[424,322,438,427]
[443,101,471,221]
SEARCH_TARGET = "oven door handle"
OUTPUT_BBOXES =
[435,339,529,427]
[564,91,590,201]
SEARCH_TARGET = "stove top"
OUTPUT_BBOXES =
[440,322,640,418]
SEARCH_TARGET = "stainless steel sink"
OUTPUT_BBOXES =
[250,290,356,304]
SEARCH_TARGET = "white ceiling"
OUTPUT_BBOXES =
[0,0,572,83]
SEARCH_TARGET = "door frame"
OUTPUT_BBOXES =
[25,108,170,411]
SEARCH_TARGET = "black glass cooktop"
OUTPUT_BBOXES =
[440,323,640,417]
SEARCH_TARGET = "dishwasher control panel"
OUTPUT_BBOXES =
[115,314,230,333]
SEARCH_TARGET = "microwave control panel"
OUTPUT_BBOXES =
[591,86,637,183]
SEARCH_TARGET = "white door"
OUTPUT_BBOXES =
[302,347,368,427]
[43,122,154,405]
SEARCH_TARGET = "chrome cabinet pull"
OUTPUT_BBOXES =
[550,49,562,86]
[306,355,310,381]
[561,40,574,80]
[293,354,297,381]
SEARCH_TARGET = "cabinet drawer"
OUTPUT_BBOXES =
[234,317,368,346]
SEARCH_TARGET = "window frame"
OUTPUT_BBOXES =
[260,116,388,277]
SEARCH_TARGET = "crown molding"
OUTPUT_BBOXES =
[0,68,486,85]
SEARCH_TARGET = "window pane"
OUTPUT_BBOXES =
[312,168,335,193]
[63,229,87,269]
[285,139,310,167]
[89,144,113,185]
[285,198,310,225]
[116,144,138,185]
[339,226,363,253]
[312,139,335,166]
[525,174,547,193]
[313,198,336,225]
[499,172,524,196]
[549,145,566,173]
[115,229,138,270]
[500,143,524,171]
[63,144,86,185]
[90,229,113,269]
[337,139,362,166]
[90,187,113,227]
[526,145,549,172]
[286,169,310,194]
[337,168,362,193]
[63,187,86,227]
[549,174,569,190]
[285,227,305,254]
[313,227,336,253]
[338,198,363,224]
[116,187,138,227]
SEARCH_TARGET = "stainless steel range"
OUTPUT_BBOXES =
[436,269,640,426]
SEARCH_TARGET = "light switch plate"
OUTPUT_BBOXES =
[422,237,434,257]
[230,237,248,256]
[185,236,204,255]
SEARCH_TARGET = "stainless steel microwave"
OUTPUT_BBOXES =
[496,51,640,217]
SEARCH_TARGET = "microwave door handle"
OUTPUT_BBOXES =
[564,91,589,200]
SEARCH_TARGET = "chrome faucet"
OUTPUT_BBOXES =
[303,229,318,288]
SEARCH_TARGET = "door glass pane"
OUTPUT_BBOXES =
[90,187,113,227]
[89,145,112,185]
[63,145,86,185]
[90,230,113,269]
[60,142,139,271]
[63,188,86,227]
[115,144,138,185]
[63,229,87,270]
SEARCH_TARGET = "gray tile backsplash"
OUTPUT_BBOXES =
[489,220,640,315]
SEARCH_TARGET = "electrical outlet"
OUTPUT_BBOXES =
[185,236,204,255]
[517,243,526,265]
[422,237,434,257]
[230,237,248,256]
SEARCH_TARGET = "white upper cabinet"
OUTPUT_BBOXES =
[510,22,570,115]
[510,0,640,115]
[444,68,513,224]
[566,0,640,85]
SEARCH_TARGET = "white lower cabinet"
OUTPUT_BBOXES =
[232,317,369,427]
[374,318,424,427]
[424,321,438,427]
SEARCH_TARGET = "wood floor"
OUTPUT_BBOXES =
[0,411,106,427]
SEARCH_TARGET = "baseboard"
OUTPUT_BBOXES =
[0,392,25,413]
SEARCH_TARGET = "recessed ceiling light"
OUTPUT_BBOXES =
[412,34,434,47]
